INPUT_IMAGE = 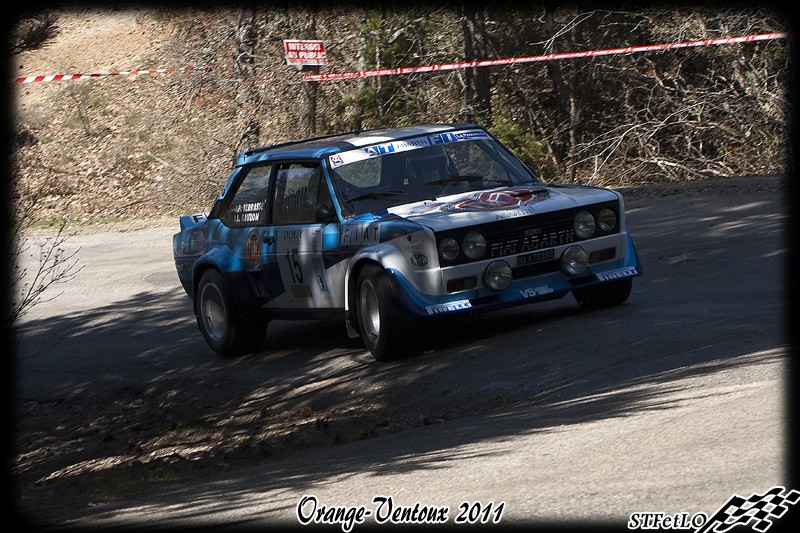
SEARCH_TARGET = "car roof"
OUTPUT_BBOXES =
[236,123,482,165]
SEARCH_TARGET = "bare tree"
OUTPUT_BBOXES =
[299,6,320,136]
[234,7,262,154]
[6,183,83,332]
[7,14,83,335]
[462,4,492,125]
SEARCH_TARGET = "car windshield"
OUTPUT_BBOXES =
[327,129,539,217]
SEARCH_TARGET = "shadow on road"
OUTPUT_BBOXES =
[12,177,788,525]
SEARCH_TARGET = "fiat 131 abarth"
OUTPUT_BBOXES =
[173,124,642,361]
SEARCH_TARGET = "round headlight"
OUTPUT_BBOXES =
[561,245,589,276]
[598,208,617,231]
[438,237,460,262]
[483,261,513,291]
[574,210,596,239]
[462,231,486,260]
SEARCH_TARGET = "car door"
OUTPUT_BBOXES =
[211,162,277,309]
[263,161,337,310]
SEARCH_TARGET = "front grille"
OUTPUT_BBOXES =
[484,216,575,259]
[437,201,619,267]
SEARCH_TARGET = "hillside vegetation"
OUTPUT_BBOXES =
[9,5,791,227]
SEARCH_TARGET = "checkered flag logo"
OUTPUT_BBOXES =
[696,486,800,533]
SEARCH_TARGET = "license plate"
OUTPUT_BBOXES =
[516,248,555,266]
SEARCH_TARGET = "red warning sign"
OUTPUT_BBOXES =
[283,40,327,66]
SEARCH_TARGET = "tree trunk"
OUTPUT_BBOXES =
[462,4,492,125]
[543,7,575,179]
[299,9,319,136]
[234,8,260,154]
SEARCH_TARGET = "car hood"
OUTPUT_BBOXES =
[380,184,620,231]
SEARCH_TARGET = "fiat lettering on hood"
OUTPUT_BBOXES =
[173,124,642,361]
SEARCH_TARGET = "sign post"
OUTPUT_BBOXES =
[284,40,327,135]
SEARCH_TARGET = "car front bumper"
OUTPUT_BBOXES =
[390,231,642,318]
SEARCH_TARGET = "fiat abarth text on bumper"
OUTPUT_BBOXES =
[173,124,642,361]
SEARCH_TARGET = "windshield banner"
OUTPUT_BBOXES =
[329,129,490,169]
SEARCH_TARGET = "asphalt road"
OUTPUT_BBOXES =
[13,175,793,529]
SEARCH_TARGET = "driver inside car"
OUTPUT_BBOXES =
[407,146,470,194]
[409,146,448,180]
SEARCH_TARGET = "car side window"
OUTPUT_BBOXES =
[272,163,332,225]
[222,164,273,226]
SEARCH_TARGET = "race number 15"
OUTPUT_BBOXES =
[284,248,303,284]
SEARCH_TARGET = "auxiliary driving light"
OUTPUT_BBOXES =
[561,245,589,276]
[483,261,513,291]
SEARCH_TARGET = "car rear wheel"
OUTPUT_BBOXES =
[356,264,418,361]
[196,269,267,357]
[573,278,633,310]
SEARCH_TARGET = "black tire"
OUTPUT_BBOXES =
[356,264,419,361]
[573,278,633,310]
[195,269,268,357]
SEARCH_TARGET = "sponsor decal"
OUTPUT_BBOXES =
[177,229,207,256]
[312,257,331,300]
[446,187,548,212]
[245,231,260,267]
[493,210,529,220]
[329,129,488,168]
[426,300,472,315]
[519,285,555,298]
[341,224,380,246]
[410,253,428,267]
[491,230,573,258]
[429,131,490,145]
[363,138,431,158]
[282,229,303,241]
[403,202,446,215]
[597,266,638,281]
[277,229,304,254]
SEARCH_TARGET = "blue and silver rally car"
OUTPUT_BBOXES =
[173,124,642,361]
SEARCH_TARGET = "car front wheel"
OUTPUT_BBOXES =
[356,264,418,361]
[196,269,268,357]
[573,278,633,310]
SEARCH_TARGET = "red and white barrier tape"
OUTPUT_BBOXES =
[302,32,788,82]
[15,65,210,84]
[13,32,786,84]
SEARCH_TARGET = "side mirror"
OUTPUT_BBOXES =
[314,204,338,223]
